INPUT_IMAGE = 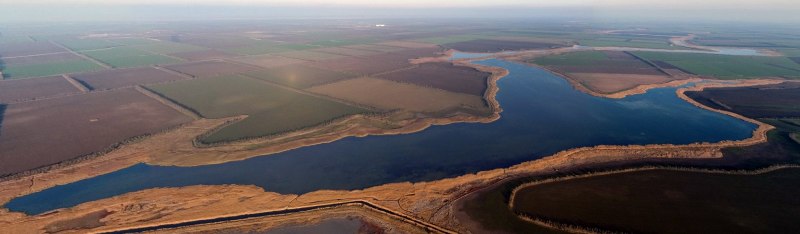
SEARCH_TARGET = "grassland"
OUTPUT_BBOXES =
[80,47,181,68]
[632,51,800,79]
[147,75,371,143]
[307,77,489,114]
[1,59,105,79]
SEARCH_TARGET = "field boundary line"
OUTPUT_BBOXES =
[237,73,383,112]
[61,74,91,92]
[151,65,196,79]
[624,51,672,76]
[135,85,202,120]
[48,40,113,69]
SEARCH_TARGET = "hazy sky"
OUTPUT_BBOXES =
[1,0,798,23]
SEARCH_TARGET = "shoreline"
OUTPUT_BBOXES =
[0,49,786,233]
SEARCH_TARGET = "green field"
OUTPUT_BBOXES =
[512,168,800,233]
[148,75,371,143]
[57,38,121,51]
[632,51,800,79]
[243,65,356,89]
[225,42,319,56]
[1,59,105,79]
[131,41,206,54]
[81,47,181,68]
[531,51,609,66]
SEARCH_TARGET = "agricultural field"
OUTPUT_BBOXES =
[307,77,489,114]
[0,88,192,176]
[631,51,800,79]
[80,46,181,68]
[243,64,356,89]
[685,82,800,118]
[376,40,439,49]
[310,48,440,75]
[310,47,384,57]
[531,51,675,93]
[169,49,236,61]
[230,54,307,68]
[55,38,121,51]
[0,75,82,103]
[376,62,489,96]
[511,168,800,233]
[1,58,106,79]
[71,67,187,90]
[274,50,348,61]
[443,39,565,53]
[147,75,371,143]
[0,41,67,57]
[341,44,407,53]
[162,60,258,77]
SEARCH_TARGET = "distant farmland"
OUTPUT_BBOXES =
[243,64,357,89]
[631,51,800,79]
[0,52,106,79]
[0,88,192,176]
[444,39,565,53]
[147,75,371,143]
[71,67,188,90]
[162,60,258,77]
[0,75,82,103]
[80,47,181,68]
[376,62,489,96]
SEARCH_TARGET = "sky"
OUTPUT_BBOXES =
[0,0,798,23]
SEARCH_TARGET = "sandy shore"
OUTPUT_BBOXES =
[0,49,786,233]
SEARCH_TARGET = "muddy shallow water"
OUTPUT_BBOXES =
[6,59,756,215]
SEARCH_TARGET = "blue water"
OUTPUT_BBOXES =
[5,59,756,215]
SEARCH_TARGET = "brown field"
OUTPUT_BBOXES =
[391,47,445,58]
[310,47,384,57]
[231,54,307,68]
[162,60,259,77]
[0,88,192,176]
[0,76,82,103]
[311,53,414,75]
[376,62,489,95]
[307,77,488,113]
[274,50,348,61]
[342,44,407,53]
[243,64,357,89]
[168,49,236,61]
[0,52,81,66]
[444,39,564,53]
[0,41,67,57]
[71,67,187,90]
[377,40,439,49]
[566,73,675,94]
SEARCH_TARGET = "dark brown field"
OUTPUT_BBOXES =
[311,51,433,75]
[376,62,489,95]
[169,49,236,61]
[244,64,357,89]
[0,76,82,103]
[162,60,259,77]
[72,67,188,90]
[686,82,800,118]
[0,41,67,57]
[444,39,564,53]
[0,88,192,176]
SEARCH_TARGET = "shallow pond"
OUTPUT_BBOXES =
[5,59,756,215]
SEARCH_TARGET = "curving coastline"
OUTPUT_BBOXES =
[0,49,787,233]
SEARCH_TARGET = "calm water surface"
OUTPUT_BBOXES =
[5,59,756,215]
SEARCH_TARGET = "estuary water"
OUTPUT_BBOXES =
[5,59,756,215]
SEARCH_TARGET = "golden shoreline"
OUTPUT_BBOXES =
[0,48,787,233]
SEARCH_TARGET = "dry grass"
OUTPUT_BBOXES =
[307,77,488,113]
[566,73,675,94]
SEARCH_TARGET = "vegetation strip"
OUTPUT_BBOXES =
[98,200,456,234]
